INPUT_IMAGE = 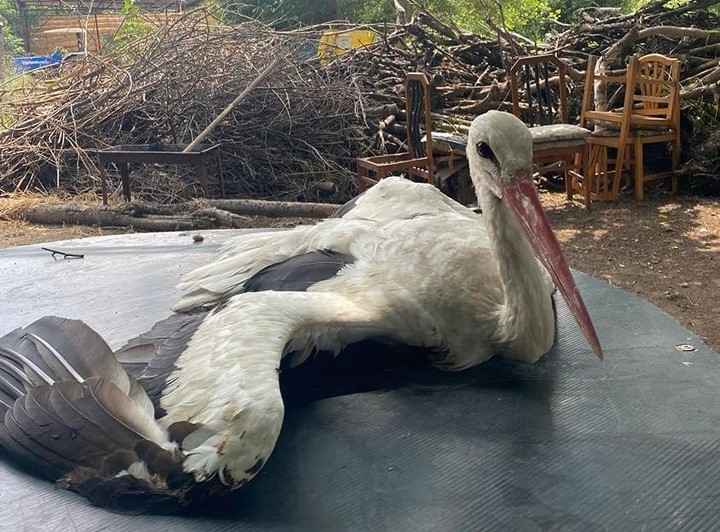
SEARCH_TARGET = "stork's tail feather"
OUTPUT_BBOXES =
[0,316,226,511]
[59,440,227,513]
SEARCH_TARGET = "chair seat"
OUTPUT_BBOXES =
[587,117,674,132]
[534,139,588,151]
[589,127,676,138]
[427,131,467,151]
[430,125,592,154]
[529,124,592,144]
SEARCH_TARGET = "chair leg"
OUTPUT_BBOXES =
[570,146,591,209]
[622,146,633,192]
[634,140,644,201]
[585,143,602,200]
[357,164,375,192]
[611,145,626,200]
[589,144,611,200]
[600,148,610,200]
[357,166,368,192]
[566,154,575,201]
[565,179,573,201]
[581,145,591,209]
[671,136,681,194]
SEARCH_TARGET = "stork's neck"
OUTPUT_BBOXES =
[477,184,554,356]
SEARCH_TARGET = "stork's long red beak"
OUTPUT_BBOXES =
[501,172,603,360]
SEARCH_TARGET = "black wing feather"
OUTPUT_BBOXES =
[0,315,232,509]
[4,403,76,476]
[115,313,205,413]
[243,249,354,293]
[0,416,67,479]
[23,316,120,383]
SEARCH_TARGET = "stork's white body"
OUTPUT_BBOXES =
[173,177,556,368]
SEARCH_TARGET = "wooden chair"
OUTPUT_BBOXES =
[356,73,435,191]
[578,54,681,200]
[508,54,592,204]
[630,54,682,199]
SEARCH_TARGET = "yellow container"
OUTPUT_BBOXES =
[318,29,378,65]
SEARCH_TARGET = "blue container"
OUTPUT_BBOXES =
[13,52,63,73]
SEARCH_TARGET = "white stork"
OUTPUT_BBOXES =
[0,111,601,510]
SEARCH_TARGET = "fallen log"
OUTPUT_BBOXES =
[105,198,340,218]
[15,203,214,232]
[7,198,341,232]
[206,199,340,218]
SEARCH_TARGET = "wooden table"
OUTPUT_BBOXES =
[96,143,225,204]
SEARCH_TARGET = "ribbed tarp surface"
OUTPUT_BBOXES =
[0,230,716,531]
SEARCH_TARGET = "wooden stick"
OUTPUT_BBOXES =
[183,56,283,153]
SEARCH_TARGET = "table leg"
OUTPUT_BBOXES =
[217,153,226,198]
[198,160,209,197]
[99,163,109,205]
[120,163,131,202]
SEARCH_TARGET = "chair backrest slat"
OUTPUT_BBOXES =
[633,54,680,124]
[509,54,570,126]
[404,73,433,165]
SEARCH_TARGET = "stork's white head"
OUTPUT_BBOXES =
[466,110,533,197]
[466,111,603,360]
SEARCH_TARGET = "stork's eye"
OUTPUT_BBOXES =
[476,142,494,159]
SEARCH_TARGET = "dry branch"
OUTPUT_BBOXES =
[183,56,284,153]
[0,12,366,202]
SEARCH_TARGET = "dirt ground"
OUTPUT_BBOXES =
[540,187,720,353]
[1,189,718,353]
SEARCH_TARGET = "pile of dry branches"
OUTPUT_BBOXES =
[3,0,720,203]
[322,12,514,154]
[0,11,365,202]
[331,0,720,184]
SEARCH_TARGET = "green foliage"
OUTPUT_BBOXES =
[206,0,651,42]
[117,0,153,41]
[483,0,559,40]
[548,0,627,23]
[2,30,24,59]
[1,0,25,58]
[210,0,563,42]
[215,0,345,26]
[120,0,154,37]
[339,0,394,23]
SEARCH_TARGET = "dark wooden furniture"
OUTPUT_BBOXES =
[356,73,436,191]
[97,143,225,205]
[508,54,592,206]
